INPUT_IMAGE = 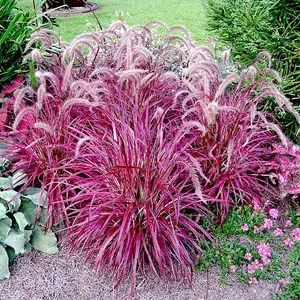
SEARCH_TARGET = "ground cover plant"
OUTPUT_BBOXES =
[204,0,300,142]
[0,21,300,296]
[197,205,300,299]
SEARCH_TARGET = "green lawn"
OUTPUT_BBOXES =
[17,0,208,42]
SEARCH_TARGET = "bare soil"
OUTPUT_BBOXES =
[0,250,279,300]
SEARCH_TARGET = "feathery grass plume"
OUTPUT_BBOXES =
[1,21,300,295]
[177,56,300,222]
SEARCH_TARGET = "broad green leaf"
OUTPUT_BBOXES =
[24,242,32,254]
[0,217,12,241]
[14,212,29,232]
[24,230,32,243]
[0,244,9,280]
[38,208,48,226]
[6,247,16,262]
[32,226,58,254]
[19,198,37,224]
[0,177,12,189]
[22,188,48,208]
[12,170,28,188]
[3,229,26,255]
[0,190,21,212]
[0,203,6,220]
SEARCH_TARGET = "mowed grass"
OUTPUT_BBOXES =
[17,0,208,42]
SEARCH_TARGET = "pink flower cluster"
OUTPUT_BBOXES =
[273,228,283,236]
[241,224,249,231]
[284,238,294,248]
[244,253,252,261]
[291,228,300,242]
[248,277,258,285]
[285,220,292,228]
[230,265,236,273]
[263,218,273,229]
[269,208,279,219]
[247,259,264,274]
[257,243,271,265]
[253,225,260,234]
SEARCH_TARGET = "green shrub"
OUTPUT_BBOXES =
[0,0,52,88]
[205,0,300,142]
[0,157,58,280]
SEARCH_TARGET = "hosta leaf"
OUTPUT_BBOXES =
[12,170,28,188]
[24,230,32,243]
[0,190,21,212]
[24,242,32,253]
[22,188,48,208]
[0,203,6,220]
[19,198,38,224]
[38,208,48,226]
[14,212,29,232]
[0,177,12,189]
[0,244,9,280]
[3,229,26,255]
[32,226,58,254]
[0,217,12,241]
[6,247,16,262]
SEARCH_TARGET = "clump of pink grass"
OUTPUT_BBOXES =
[1,22,300,294]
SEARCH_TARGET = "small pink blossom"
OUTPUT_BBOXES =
[291,228,300,242]
[273,228,283,236]
[244,253,252,261]
[253,226,260,234]
[284,238,294,248]
[230,265,236,273]
[248,277,258,285]
[269,208,279,219]
[253,199,262,212]
[247,259,264,274]
[241,224,249,231]
[252,259,264,270]
[285,220,292,228]
[257,243,271,258]
[262,257,271,265]
[247,264,255,274]
[263,218,273,229]
[253,204,261,212]
[279,278,290,285]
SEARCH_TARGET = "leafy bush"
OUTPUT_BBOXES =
[0,159,58,280]
[1,22,299,293]
[0,0,52,88]
[205,0,300,141]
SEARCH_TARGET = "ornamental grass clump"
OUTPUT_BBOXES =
[1,22,299,293]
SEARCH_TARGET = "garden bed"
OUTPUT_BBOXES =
[0,250,278,300]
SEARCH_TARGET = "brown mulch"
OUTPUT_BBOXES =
[0,250,279,300]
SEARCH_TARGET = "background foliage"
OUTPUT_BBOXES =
[0,0,52,88]
[205,0,300,142]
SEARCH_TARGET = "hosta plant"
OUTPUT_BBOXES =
[1,22,299,293]
[0,159,58,280]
